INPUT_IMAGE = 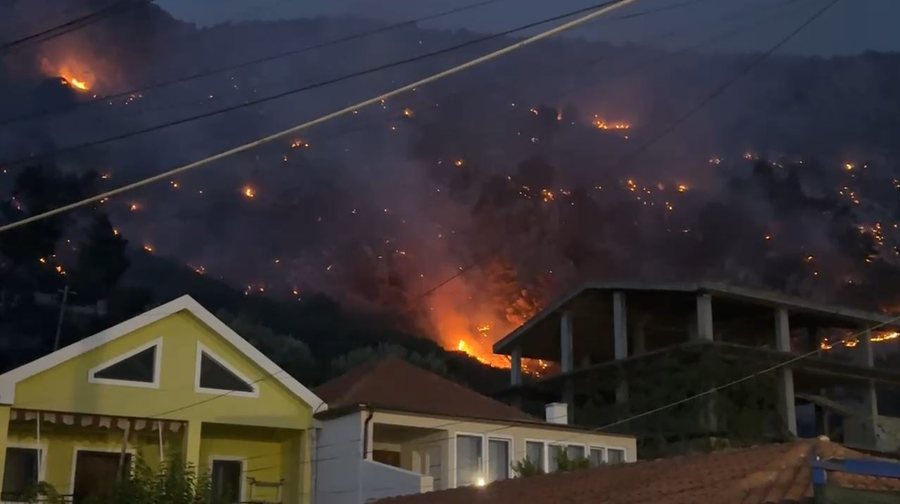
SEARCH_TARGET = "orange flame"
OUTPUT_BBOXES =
[41,57,94,92]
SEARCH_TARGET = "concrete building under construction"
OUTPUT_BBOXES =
[492,282,900,453]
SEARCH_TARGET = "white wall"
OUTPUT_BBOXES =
[315,412,364,504]
[360,459,433,502]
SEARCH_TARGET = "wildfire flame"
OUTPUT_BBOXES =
[819,331,899,350]
[41,57,94,92]
[592,116,631,131]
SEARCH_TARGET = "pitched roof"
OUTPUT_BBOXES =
[315,357,536,423]
[376,439,900,504]
[0,295,324,411]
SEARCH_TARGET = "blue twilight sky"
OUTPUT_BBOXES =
[155,0,900,57]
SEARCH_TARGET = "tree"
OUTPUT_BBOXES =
[97,452,213,504]
[0,164,94,269]
[70,213,129,302]
[329,343,448,378]
[216,310,318,384]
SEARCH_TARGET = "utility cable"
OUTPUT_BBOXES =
[0,0,152,55]
[0,0,633,169]
[0,0,641,233]
[0,0,508,127]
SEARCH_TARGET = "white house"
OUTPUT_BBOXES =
[313,357,636,503]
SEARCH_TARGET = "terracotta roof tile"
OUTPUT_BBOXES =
[314,357,537,423]
[376,439,900,504]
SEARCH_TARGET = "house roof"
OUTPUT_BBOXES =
[493,281,899,354]
[0,295,325,411]
[376,439,900,504]
[314,357,536,423]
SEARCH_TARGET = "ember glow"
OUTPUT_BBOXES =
[40,57,94,92]
[591,115,631,131]
[819,331,899,350]
[428,271,546,374]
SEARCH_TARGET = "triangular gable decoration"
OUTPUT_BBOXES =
[88,339,161,388]
[196,344,258,396]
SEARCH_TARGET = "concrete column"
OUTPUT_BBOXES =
[0,405,9,494]
[695,294,713,341]
[859,328,878,448]
[510,347,523,386]
[183,419,203,470]
[775,307,791,352]
[859,328,875,367]
[560,311,574,373]
[613,292,628,359]
[634,318,647,355]
[612,293,629,405]
[775,307,797,436]
[562,379,575,424]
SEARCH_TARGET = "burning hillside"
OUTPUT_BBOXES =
[2,1,900,370]
[41,57,94,92]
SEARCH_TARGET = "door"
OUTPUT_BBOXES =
[211,459,243,503]
[73,451,131,504]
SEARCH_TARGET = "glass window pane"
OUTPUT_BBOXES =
[2,448,39,498]
[93,346,155,383]
[566,445,585,460]
[608,448,625,464]
[200,352,254,392]
[589,448,604,467]
[488,439,509,482]
[525,441,544,470]
[547,445,563,472]
[455,435,483,486]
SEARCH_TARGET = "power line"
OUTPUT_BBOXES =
[0,0,152,55]
[0,0,632,169]
[0,0,642,233]
[0,0,508,127]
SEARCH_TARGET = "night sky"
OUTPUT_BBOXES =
[157,0,900,56]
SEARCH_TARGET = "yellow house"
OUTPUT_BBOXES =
[0,295,324,504]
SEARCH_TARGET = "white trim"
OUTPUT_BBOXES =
[606,446,627,464]
[588,445,606,466]
[87,338,162,389]
[0,295,324,411]
[69,446,137,498]
[5,441,49,483]
[486,436,513,482]
[208,455,248,502]
[452,432,484,489]
[547,441,587,471]
[522,438,548,474]
[194,342,259,398]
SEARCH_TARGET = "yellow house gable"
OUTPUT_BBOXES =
[0,296,323,430]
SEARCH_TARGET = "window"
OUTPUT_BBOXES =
[89,340,160,387]
[566,445,585,461]
[589,447,605,467]
[211,460,242,503]
[455,435,483,487]
[607,448,626,464]
[487,438,510,482]
[2,448,39,499]
[525,441,545,471]
[197,346,256,394]
[547,444,563,472]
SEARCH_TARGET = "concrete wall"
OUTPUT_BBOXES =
[371,411,636,490]
[360,460,432,502]
[315,412,364,504]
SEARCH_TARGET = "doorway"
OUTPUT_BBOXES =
[211,459,243,503]
[73,451,131,504]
